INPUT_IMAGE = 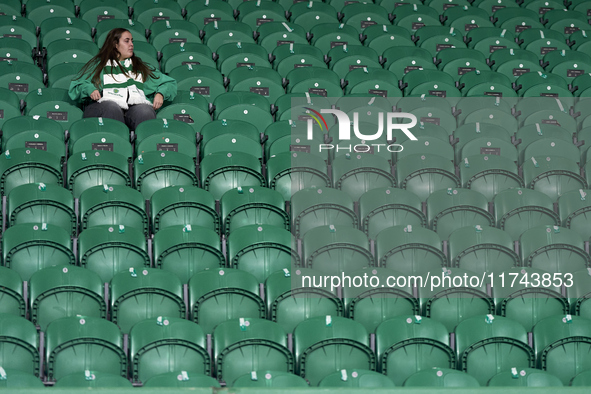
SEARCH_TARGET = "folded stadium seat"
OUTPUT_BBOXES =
[340,3,391,35]
[397,105,457,136]
[160,42,215,73]
[392,4,441,33]
[405,368,480,387]
[285,66,343,99]
[543,50,591,84]
[132,0,182,27]
[217,42,270,75]
[144,371,221,387]
[327,45,381,80]
[129,317,209,384]
[202,21,256,52]
[45,316,126,381]
[79,185,147,234]
[455,96,514,123]
[515,123,572,164]
[477,0,519,16]
[453,122,513,162]
[426,0,471,13]
[0,88,21,129]
[524,0,563,15]
[273,94,333,126]
[157,91,211,133]
[200,118,259,157]
[559,189,591,241]
[110,268,185,334]
[396,154,460,202]
[442,5,494,32]
[263,119,324,158]
[397,93,452,113]
[319,369,394,387]
[309,23,361,54]
[401,69,461,99]
[488,368,563,387]
[153,225,224,283]
[415,26,467,58]
[427,188,494,240]
[69,115,129,145]
[2,113,64,147]
[288,1,338,33]
[302,225,373,275]
[55,372,132,387]
[523,37,571,62]
[236,0,287,30]
[466,27,519,56]
[200,152,264,201]
[228,225,297,283]
[533,315,591,384]
[168,64,225,101]
[256,21,308,54]
[272,44,327,78]
[78,0,129,28]
[493,266,567,332]
[448,224,519,273]
[132,41,160,67]
[0,61,44,100]
[493,8,544,34]
[459,136,518,162]
[523,139,581,168]
[221,186,288,235]
[293,315,374,386]
[67,150,130,198]
[567,269,591,318]
[214,318,293,385]
[134,151,197,200]
[382,46,437,77]
[150,185,219,233]
[148,20,201,52]
[523,155,585,201]
[25,0,75,27]
[419,267,493,332]
[436,49,490,82]
[344,67,401,97]
[5,128,64,160]
[336,94,395,117]
[0,147,63,197]
[185,0,234,29]
[226,66,284,105]
[0,314,39,376]
[95,18,147,46]
[267,152,330,201]
[0,16,37,50]
[515,97,574,128]
[291,187,357,239]
[213,91,273,130]
[47,62,87,89]
[23,86,74,113]
[362,24,416,55]
[264,268,342,332]
[25,97,84,133]
[0,266,25,317]
[520,225,590,273]
[459,70,518,97]
[460,109,518,141]
[0,369,44,388]
[234,370,309,387]
[331,154,395,201]
[29,265,105,331]
[78,225,149,283]
[0,37,34,66]
[0,0,21,15]
[455,315,534,386]
[135,120,196,156]
[489,48,544,81]
[376,315,455,385]
[494,188,559,240]
[359,187,425,239]
[569,29,591,58]
[375,225,446,275]
[543,9,589,39]
[8,183,75,236]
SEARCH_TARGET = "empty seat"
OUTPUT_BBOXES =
[0,148,63,196]
[332,154,395,201]
[132,0,182,27]
[460,154,523,202]
[234,370,309,387]
[0,368,44,388]
[488,368,563,387]
[376,316,455,386]
[110,268,185,334]
[54,371,132,388]
[319,369,395,387]
[0,314,39,376]
[143,371,221,387]
[567,269,591,319]
[396,154,460,202]
[135,151,197,200]
[200,152,264,201]
[67,150,131,199]
[558,189,591,241]
[404,368,480,387]
[129,317,209,384]
[0,267,25,317]
[78,225,150,283]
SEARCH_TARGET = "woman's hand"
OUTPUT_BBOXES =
[153,93,164,110]
[90,90,101,101]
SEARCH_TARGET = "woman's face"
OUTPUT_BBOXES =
[115,31,134,60]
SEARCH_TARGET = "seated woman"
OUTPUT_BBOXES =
[69,28,177,131]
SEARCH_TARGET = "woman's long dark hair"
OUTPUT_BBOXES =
[75,28,157,87]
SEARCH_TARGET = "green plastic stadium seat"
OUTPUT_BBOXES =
[134,151,197,201]
[404,368,480,387]
[67,150,131,199]
[319,369,395,387]
[143,371,221,387]
[0,267,25,317]
[234,370,309,387]
[488,368,563,387]
[0,314,39,376]
[55,372,132,387]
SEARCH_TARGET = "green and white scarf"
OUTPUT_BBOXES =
[98,58,152,109]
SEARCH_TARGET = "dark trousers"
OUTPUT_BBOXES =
[83,101,156,131]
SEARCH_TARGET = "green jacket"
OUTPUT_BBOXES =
[68,60,177,104]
